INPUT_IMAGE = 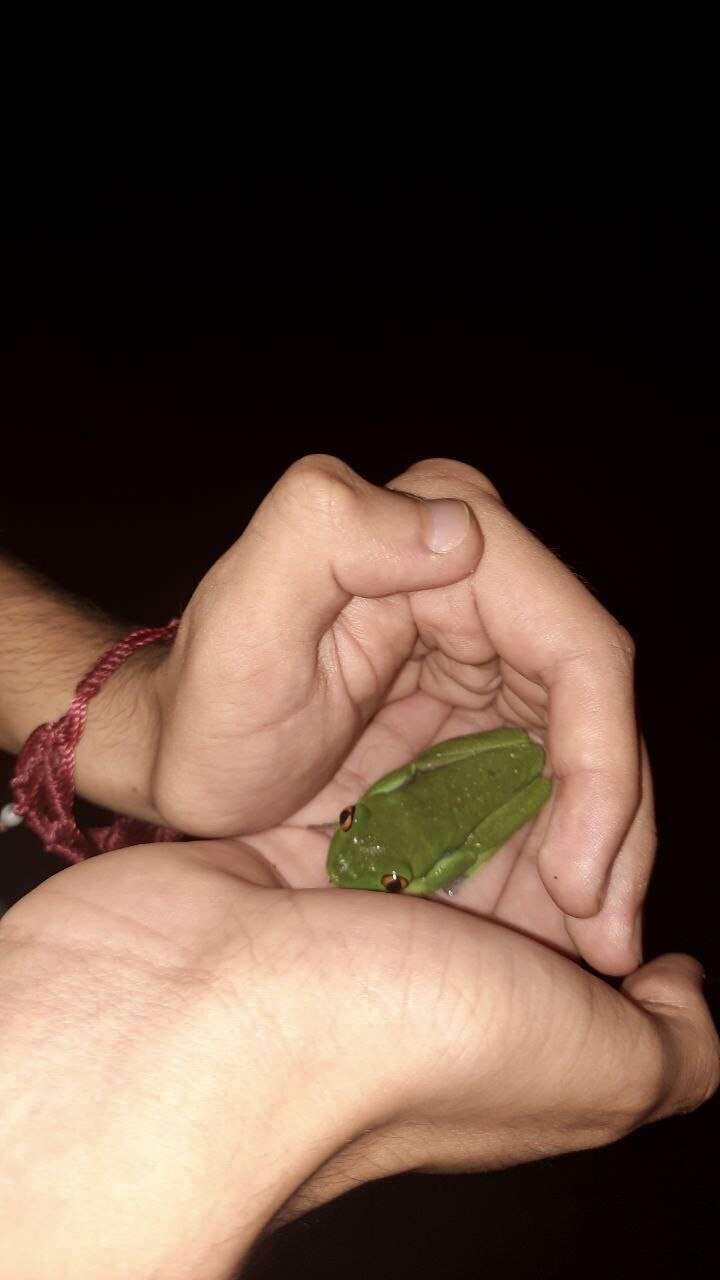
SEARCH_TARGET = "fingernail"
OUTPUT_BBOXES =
[421,499,470,553]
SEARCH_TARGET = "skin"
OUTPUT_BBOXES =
[0,455,657,975]
[327,727,552,895]
[0,840,717,1279]
[0,457,717,1275]
[149,456,653,975]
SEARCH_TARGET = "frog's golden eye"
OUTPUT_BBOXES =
[381,872,409,892]
[339,806,355,831]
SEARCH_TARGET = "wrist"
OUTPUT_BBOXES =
[0,556,172,828]
[72,640,169,825]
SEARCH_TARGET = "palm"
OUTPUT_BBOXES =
[245,678,572,962]
[162,459,646,977]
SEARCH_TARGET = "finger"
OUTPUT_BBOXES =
[197,454,483,652]
[565,740,656,976]
[386,461,499,674]
[154,456,483,831]
[489,798,581,960]
[622,954,720,1120]
[537,641,640,918]
[391,460,641,920]
[472,506,640,920]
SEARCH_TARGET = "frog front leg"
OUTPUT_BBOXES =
[404,843,480,895]
[405,774,552,896]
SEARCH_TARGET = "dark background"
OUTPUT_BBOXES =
[1,158,718,1277]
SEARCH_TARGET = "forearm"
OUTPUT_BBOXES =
[0,874,364,1280]
[0,943,257,1277]
[0,555,164,823]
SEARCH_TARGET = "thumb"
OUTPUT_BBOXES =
[623,952,708,1010]
[622,953,720,1118]
[152,455,483,833]
[206,454,483,647]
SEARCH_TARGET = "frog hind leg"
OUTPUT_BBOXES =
[463,775,552,876]
[405,775,552,896]
[413,727,536,772]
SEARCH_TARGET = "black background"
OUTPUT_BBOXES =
[1,156,718,1277]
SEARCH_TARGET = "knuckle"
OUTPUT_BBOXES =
[689,1039,720,1112]
[583,619,636,674]
[274,455,359,525]
[609,622,636,664]
[403,457,503,503]
[475,473,503,501]
[281,453,355,493]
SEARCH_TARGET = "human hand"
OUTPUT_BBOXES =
[149,455,650,974]
[0,840,715,1279]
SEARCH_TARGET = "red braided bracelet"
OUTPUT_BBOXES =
[0,620,183,863]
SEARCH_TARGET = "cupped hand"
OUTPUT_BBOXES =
[151,455,652,975]
[0,840,716,1278]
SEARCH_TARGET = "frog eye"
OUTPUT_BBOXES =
[339,806,355,831]
[381,872,409,893]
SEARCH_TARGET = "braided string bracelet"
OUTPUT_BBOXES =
[0,620,183,863]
